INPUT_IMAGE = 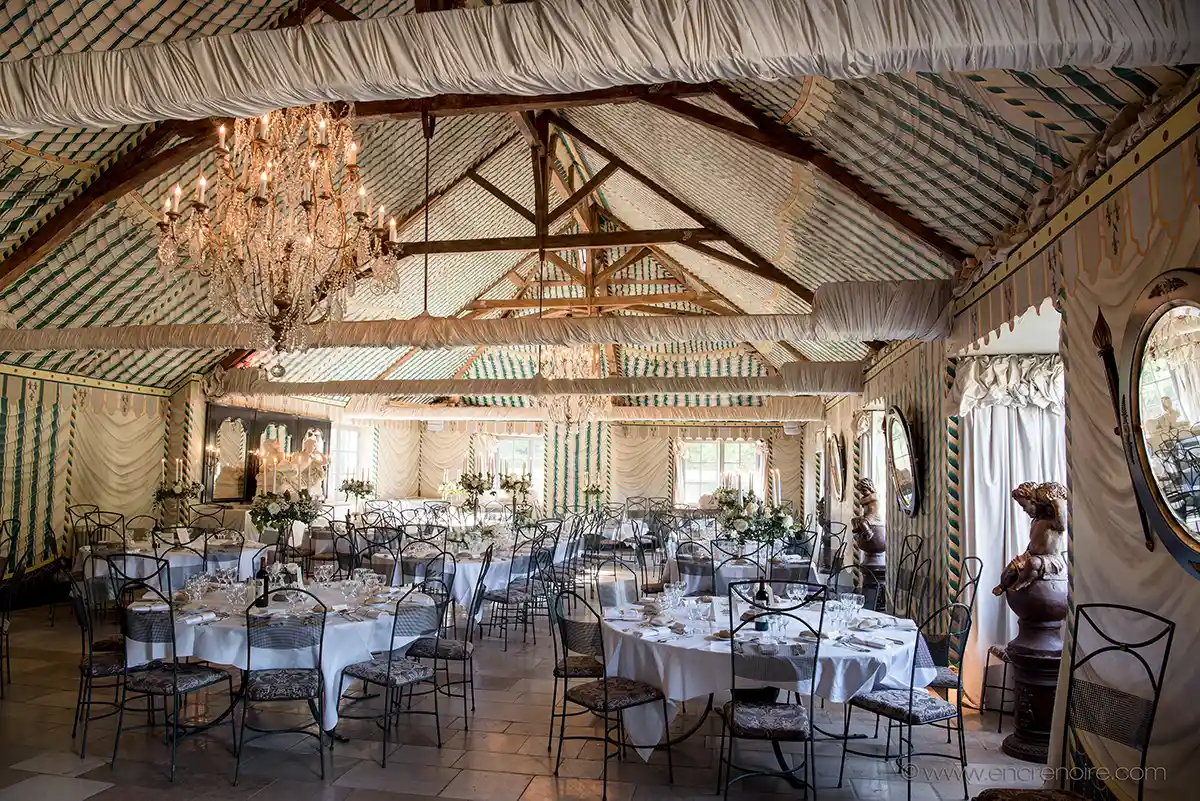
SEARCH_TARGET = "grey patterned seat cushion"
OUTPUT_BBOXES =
[92,635,125,653]
[565,677,664,712]
[973,791,1085,801]
[343,656,433,687]
[851,689,957,725]
[126,663,230,695]
[244,668,320,701]
[929,665,961,689]
[407,637,474,660]
[482,587,533,604]
[721,701,811,740]
[553,655,605,679]
[81,652,127,678]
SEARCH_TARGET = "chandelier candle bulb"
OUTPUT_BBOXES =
[388,218,396,243]
[357,186,366,215]
[171,184,181,213]
[217,124,226,150]
[196,175,206,205]
[260,113,269,140]
[347,141,357,166]
[317,118,327,145]
[258,171,268,199]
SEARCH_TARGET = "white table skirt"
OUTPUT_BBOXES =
[123,585,430,729]
[76,542,273,590]
[601,608,936,760]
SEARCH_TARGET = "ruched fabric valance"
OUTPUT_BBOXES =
[951,355,1065,417]
[1,0,1195,136]
[0,280,951,350]
[208,361,865,399]
[337,396,824,423]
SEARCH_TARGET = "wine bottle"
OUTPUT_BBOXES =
[754,581,770,632]
[255,557,270,608]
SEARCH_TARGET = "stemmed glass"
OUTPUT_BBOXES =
[341,577,363,607]
[313,564,335,587]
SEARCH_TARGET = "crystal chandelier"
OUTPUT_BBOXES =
[156,104,398,355]
[538,345,610,426]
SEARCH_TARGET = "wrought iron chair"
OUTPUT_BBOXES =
[87,511,127,552]
[841,602,972,801]
[102,553,172,608]
[825,562,888,613]
[235,587,328,784]
[591,558,640,609]
[336,588,443,766]
[674,540,716,596]
[482,531,553,651]
[111,580,235,780]
[717,580,827,798]
[354,525,403,584]
[408,546,493,727]
[123,514,160,545]
[891,534,928,619]
[973,603,1175,801]
[928,556,983,743]
[202,527,246,578]
[0,559,25,696]
[66,569,137,758]
[549,590,672,797]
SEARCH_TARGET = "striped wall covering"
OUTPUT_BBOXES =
[861,339,952,623]
[944,360,963,606]
[0,375,165,569]
[543,422,610,513]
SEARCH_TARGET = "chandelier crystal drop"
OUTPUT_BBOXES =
[538,345,610,427]
[155,104,399,354]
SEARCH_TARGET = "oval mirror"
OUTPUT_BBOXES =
[826,432,846,503]
[1123,270,1200,577]
[886,407,920,517]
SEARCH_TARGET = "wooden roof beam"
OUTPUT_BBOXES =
[547,112,814,305]
[467,292,706,311]
[467,168,534,223]
[648,85,969,264]
[595,246,648,283]
[547,162,618,225]
[392,228,716,258]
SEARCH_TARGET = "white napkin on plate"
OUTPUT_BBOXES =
[129,601,169,612]
[182,610,217,625]
[603,609,642,621]
[846,634,889,649]
[873,615,918,631]
[633,627,672,641]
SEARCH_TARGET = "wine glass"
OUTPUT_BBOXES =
[313,564,335,586]
[341,577,362,606]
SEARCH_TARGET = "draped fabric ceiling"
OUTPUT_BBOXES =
[0,0,1194,413]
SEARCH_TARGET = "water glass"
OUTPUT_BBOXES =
[342,578,363,606]
[313,564,335,586]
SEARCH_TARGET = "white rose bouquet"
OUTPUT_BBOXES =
[339,478,374,501]
[153,479,203,508]
[250,488,323,533]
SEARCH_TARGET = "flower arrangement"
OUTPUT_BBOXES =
[458,471,497,505]
[153,479,203,508]
[714,488,797,544]
[438,481,466,501]
[249,488,323,532]
[338,478,374,501]
[500,473,532,495]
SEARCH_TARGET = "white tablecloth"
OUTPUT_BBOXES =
[76,541,272,590]
[666,556,820,595]
[601,607,936,759]
[123,585,430,729]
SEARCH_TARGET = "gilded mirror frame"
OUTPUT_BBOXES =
[1120,269,1200,580]
[885,406,920,518]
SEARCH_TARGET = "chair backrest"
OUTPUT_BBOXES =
[551,590,606,662]
[205,528,247,577]
[123,515,159,544]
[464,545,494,642]
[825,563,885,612]
[892,555,932,620]
[384,587,442,667]
[244,587,326,673]
[104,553,171,602]
[727,580,827,705]
[356,525,402,580]
[593,558,640,608]
[423,500,451,524]
[674,541,715,596]
[1059,604,1175,801]
[88,512,127,551]
[65,570,101,656]
[117,580,179,667]
[154,542,206,593]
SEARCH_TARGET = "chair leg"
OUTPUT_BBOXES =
[432,679,442,748]
[110,681,128,770]
[837,704,851,788]
[234,694,248,785]
[79,676,93,759]
[547,677,559,753]
[72,670,86,740]
[169,693,179,781]
[661,699,673,784]
[552,698,568,776]
[381,684,391,768]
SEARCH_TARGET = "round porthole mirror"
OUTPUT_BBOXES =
[1122,270,1200,577]
[886,407,920,517]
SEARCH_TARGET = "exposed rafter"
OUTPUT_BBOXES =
[648,85,969,264]
[391,229,717,258]
[547,112,814,304]
[467,292,708,311]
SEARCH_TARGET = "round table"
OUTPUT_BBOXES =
[666,555,821,595]
[76,540,273,592]
[122,584,432,730]
[601,606,936,760]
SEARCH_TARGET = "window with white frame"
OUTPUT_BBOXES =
[675,439,765,504]
[863,410,888,523]
[492,435,545,498]
[329,424,373,498]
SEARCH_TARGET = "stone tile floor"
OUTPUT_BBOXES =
[0,605,1042,801]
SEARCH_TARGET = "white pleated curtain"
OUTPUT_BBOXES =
[954,355,1066,708]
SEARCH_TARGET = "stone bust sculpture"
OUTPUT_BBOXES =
[851,478,887,567]
[993,481,1069,596]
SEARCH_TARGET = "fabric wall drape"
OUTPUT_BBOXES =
[771,435,804,510]
[417,428,471,497]
[375,422,420,499]
[610,429,671,504]
[72,402,163,520]
[960,403,1066,706]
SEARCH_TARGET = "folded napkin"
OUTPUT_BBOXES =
[846,634,889,650]
[603,609,642,622]
[633,627,673,641]
[182,610,218,625]
[129,601,169,612]
[871,615,918,631]
[327,603,349,613]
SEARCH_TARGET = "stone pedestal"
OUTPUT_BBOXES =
[862,561,888,613]
[1000,578,1068,763]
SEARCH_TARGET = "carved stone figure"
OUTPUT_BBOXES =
[851,478,887,567]
[995,481,1070,763]
[993,482,1068,596]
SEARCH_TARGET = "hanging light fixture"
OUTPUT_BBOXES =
[156,103,398,357]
